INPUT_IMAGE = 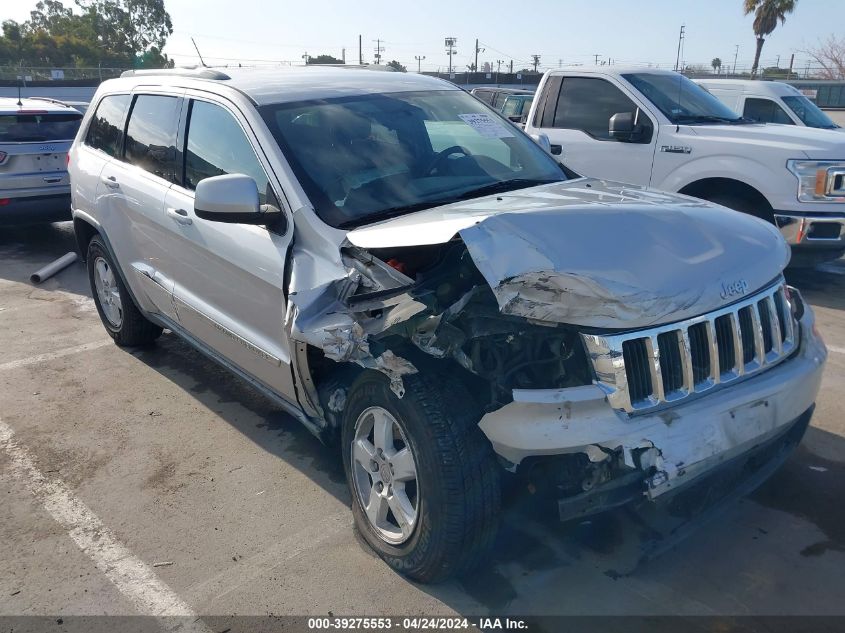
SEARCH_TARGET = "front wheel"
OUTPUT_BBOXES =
[341,370,501,583]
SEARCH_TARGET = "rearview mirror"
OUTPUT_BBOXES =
[194,174,277,224]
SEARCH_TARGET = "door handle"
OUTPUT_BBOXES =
[100,175,119,189]
[550,144,563,156]
[166,207,193,226]
[43,176,62,184]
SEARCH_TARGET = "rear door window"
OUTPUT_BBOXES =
[743,98,793,124]
[0,112,82,143]
[124,94,180,182]
[85,94,130,157]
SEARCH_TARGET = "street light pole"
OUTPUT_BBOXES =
[415,55,426,73]
[674,24,685,72]
[444,37,457,74]
[733,44,739,75]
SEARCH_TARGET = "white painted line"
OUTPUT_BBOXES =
[0,340,111,372]
[828,345,845,355]
[0,417,212,632]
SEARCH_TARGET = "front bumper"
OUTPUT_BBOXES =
[775,212,845,250]
[0,193,72,225]
[478,305,826,504]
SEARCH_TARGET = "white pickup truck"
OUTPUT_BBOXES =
[524,68,845,265]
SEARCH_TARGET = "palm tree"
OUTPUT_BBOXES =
[711,57,722,74]
[744,0,797,76]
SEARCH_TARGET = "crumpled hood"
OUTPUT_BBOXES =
[686,122,845,159]
[347,179,789,329]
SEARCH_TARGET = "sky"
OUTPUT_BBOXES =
[4,0,844,74]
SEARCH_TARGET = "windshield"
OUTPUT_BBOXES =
[782,95,838,129]
[260,90,565,228]
[0,112,82,142]
[622,72,744,124]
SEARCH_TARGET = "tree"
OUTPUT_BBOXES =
[307,54,343,65]
[0,0,173,69]
[743,0,797,77]
[386,59,406,72]
[711,57,722,73]
[803,34,845,80]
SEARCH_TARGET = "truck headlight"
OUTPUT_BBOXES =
[787,160,845,202]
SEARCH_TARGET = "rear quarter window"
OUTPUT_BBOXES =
[85,94,131,157]
[0,112,82,143]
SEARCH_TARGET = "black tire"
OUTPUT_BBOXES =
[341,370,501,583]
[700,192,775,224]
[87,235,162,347]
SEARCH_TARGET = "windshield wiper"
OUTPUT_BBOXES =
[674,114,745,125]
[453,178,560,201]
[337,200,452,229]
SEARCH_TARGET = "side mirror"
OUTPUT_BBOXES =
[194,174,278,224]
[609,112,635,142]
[508,114,523,123]
[529,132,552,154]
[609,109,651,143]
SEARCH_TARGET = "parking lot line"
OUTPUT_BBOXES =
[0,417,212,632]
[829,345,845,355]
[0,340,111,372]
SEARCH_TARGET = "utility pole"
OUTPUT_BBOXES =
[359,35,363,65]
[593,53,601,65]
[776,54,780,68]
[302,52,309,65]
[787,53,794,80]
[509,60,513,73]
[445,37,457,74]
[373,39,384,65]
[474,39,484,72]
[531,54,540,73]
[674,24,685,72]
[415,55,426,73]
[342,48,346,64]
[733,44,739,75]
[495,59,503,85]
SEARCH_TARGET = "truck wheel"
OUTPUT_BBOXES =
[701,192,775,225]
[87,235,162,347]
[341,370,501,583]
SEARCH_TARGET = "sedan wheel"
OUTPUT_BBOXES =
[93,256,123,328]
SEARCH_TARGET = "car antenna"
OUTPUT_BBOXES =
[191,37,209,68]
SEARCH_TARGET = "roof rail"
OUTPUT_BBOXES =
[120,67,231,80]
[27,96,73,107]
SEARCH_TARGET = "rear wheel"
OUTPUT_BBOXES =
[341,370,501,583]
[87,235,162,346]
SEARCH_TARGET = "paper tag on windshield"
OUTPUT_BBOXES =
[458,113,515,139]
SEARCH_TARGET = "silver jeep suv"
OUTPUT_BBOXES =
[1,97,82,224]
[69,67,826,583]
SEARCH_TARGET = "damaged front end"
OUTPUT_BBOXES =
[286,232,593,413]
[285,185,822,524]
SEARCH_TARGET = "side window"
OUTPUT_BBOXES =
[501,98,519,118]
[553,77,641,139]
[743,98,794,124]
[124,94,180,182]
[183,100,276,208]
[85,94,130,157]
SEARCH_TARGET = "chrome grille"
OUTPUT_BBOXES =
[582,282,796,413]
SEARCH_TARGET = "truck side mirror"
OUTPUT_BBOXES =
[609,112,636,142]
[609,109,651,143]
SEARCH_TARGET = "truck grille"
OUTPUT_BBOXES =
[582,282,796,413]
